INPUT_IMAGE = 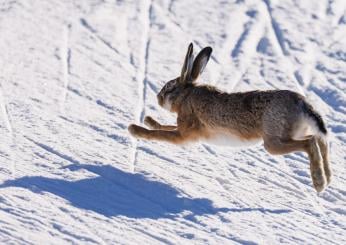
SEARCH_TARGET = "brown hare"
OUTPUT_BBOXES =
[128,43,331,192]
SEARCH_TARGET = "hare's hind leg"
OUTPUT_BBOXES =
[316,136,331,184]
[263,136,326,192]
[263,136,308,155]
[144,116,177,130]
[306,137,327,192]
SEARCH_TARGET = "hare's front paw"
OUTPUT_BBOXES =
[144,116,159,129]
[128,124,148,138]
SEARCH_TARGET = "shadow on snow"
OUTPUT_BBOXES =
[0,164,291,219]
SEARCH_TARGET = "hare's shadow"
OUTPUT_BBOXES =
[0,164,290,219]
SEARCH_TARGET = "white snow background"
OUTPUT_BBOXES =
[0,0,345,244]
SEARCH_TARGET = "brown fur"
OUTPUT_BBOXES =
[128,43,331,192]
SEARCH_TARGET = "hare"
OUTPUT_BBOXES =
[128,43,331,192]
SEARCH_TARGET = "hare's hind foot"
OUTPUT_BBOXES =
[316,136,332,185]
[325,168,332,185]
[311,168,327,193]
[263,136,328,192]
[306,137,328,192]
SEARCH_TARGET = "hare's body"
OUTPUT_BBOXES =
[128,43,331,192]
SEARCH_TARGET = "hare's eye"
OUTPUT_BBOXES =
[164,81,177,94]
[165,84,173,91]
[166,87,175,93]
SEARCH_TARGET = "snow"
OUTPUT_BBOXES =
[0,0,345,244]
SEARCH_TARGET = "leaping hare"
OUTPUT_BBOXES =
[128,43,331,192]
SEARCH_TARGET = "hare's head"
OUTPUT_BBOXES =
[157,43,212,112]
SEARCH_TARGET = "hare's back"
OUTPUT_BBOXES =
[188,89,272,139]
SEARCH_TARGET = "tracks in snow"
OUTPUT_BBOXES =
[261,0,305,95]
[262,0,288,56]
[0,89,12,135]
[0,79,15,176]
[60,23,72,110]
[80,18,122,57]
[131,0,153,172]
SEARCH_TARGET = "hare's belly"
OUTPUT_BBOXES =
[205,132,262,148]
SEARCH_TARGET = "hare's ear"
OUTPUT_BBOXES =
[180,43,194,83]
[190,47,212,82]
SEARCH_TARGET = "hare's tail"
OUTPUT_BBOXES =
[291,101,327,141]
[303,102,327,135]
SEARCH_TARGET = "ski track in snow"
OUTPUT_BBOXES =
[60,23,72,109]
[262,0,288,56]
[0,90,13,135]
[131,0,153,173]
[0,86,15,177]
[0,0,345,244]
[80,18,122,57]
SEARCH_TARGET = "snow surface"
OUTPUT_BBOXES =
[0,0,345,244]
